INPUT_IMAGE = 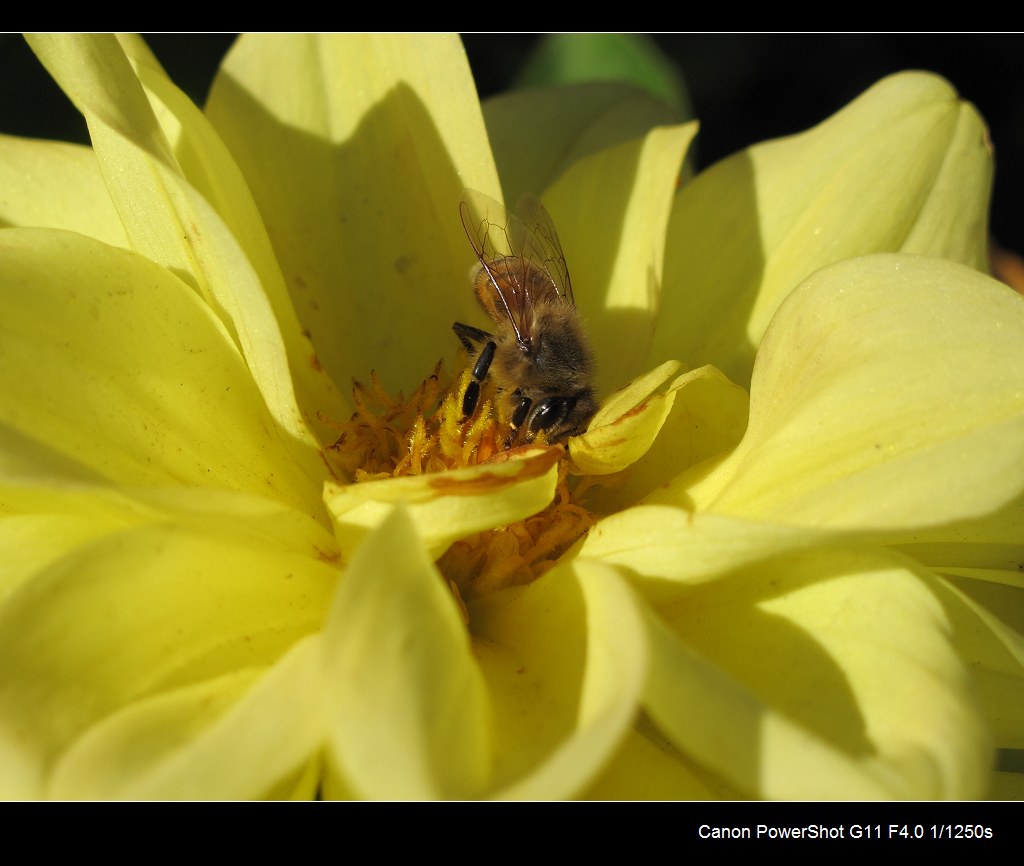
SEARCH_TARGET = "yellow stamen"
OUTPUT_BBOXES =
[327,360,596,600]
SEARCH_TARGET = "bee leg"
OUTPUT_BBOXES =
[462,380,481,418]
[461,340,496,418]
[453,321,492,352]
[510,395,532,434]
[472,340,496,381]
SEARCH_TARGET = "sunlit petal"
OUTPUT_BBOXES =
[570,360,681,475]
[642,547,990,799]
[664,255,1024,531]
[26,34,340,452]
[490,561,647,799]
[484,82,683,206]
[49,636,325,799]
[323,507,490,799]
[0,135,127,246]
[0,518,337,798]
[0,229,324,514]
[206,34,499,393]
[655,71,992,385]
[577,364,749,507]
[546,123,698,393]
[581,506,838,601]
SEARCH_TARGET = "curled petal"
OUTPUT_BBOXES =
[325,446,561,559]
[570,360,681,475]
[578,364,749,509]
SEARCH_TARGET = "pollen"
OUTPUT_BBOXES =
[326,361,596,600]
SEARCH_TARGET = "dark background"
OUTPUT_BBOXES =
[2,33,1021,253]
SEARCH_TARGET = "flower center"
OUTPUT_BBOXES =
[327,362,596,603]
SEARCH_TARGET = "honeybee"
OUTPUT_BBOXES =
[453,190,597,446]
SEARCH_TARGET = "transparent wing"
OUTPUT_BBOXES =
[513,193,574,306]
[460,189,574,346]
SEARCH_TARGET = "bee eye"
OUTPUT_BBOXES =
[529,397,565,432]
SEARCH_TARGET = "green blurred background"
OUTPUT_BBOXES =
[2,33,1021,255]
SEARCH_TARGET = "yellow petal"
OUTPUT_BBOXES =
[669,255,1024,532]
[483,82,682,206]
[465,561,587,791]
[26,33,164,146]
[324,446,561,559]
[642,547,990,799]
[464,559,647,798]
[545,123,698,394]
[890,487,1023,583]
[932,574,1024,752]
[490,561,647,799]
[581,725,725,799]
[205,34,500,394]
[48,636,324,799]
[0,229,324,515]
[655,71,993,386]
[0,486,134,604]
[114,33,166,71]
[27,34,336,456]
[1,480,336,606]
[0,419,142,602]
[0,518,337,798]
[570,360,681,475]
[581,506,839,602]
[0,135,127,246]
[577,364,749,508]
[129,55,349,439]
[990,769,1024,799]
[322,506,489,799]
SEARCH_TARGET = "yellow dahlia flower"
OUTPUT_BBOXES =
[0,34,1019,800]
